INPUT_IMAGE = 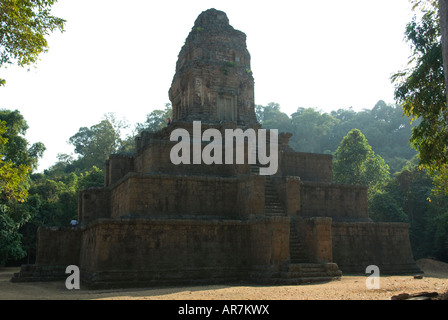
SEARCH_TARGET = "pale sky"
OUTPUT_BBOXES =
[0,0,414,172]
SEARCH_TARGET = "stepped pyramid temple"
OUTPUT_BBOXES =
[13,8,420,288]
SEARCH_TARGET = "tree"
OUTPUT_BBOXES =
[0,109,45,202]
[68,114,125,170]
[0,0,65,85]
[77,166,103,190]
[0,109,45,171]
[16,165,104,264]
[333,129,390,194]
[135,103,172,134]
[370,159,448,262]
[0,110,45,264]
[256,102,291,132]
[392,0,448,194]
[254,102,416,173]
[290,107,339,154]
[0,121,29,203]
[369,191,409,223]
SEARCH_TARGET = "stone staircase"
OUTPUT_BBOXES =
[275,226,342,284]
[11,264,67,282]
[249,163,286,217]
[249,163,342,285]
[274,262,342,285]
[264,175,286,216]
[289,226,309,263]
[250,262,342,285]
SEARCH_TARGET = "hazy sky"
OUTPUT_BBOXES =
[0,0,415,171]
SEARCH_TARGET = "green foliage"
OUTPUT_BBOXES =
[68,113,126,169]
[369,161,448,261]
[77,166,103,190]
[0,119,31,203]
[0,156,29,203]
[0,109,45,171]
[333,129,390,193]
[0,0,65,85]
[135,103,172,135]
[392,1,448,195]
[225,61,237,68]
[0,205,27,264]
[5,97,448,265]
[290,107,339,154]
[426,210,448,261]
[14,165,105,264]
[256,103,291,132]
[431,166,448,195]
[330,102,418,173]
[0,109,45,264]
[256,101,416,173]
[369,191,409,223]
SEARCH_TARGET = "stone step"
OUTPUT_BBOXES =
[265,210,285,214]
[290,246,304,254]
[263,176,286,216]
[266,212,285,216]
[280,263,342,277]
[250,263,342,286]
[289,227,309,262]
[257,264,342,285]
[265,207,285,213]
[265,212,286,217]
[265,195,281,199]
[279,271,332,278]
[264,204,283,209]
[265,200,283,206]
[265,207,285,212]
[281,263,325,272]
[290,258,310,264]
[290,254,308,262]
[265,276,340,285]
[249,164,269,175]
[11,264,67,282]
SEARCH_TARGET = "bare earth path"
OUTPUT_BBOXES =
[1,259,447,300]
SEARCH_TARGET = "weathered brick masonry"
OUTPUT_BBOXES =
[13,8,420,287]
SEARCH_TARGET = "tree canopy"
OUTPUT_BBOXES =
[392,0,448,195]
[0,109,45,264]
[256,101,417,174]
[134,103,172,134]
[333,129,390,192]
[0,0,65,85]
[66,113,126,170]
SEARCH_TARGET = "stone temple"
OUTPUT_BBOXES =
[13,8,420,288]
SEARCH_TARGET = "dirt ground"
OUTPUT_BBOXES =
[1,259,448,300]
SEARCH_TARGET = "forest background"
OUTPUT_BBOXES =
[1,0,447,267]
[1,99,447,266]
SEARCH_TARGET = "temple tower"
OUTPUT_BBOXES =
[11,8,421,288]
[169,9,258,127]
